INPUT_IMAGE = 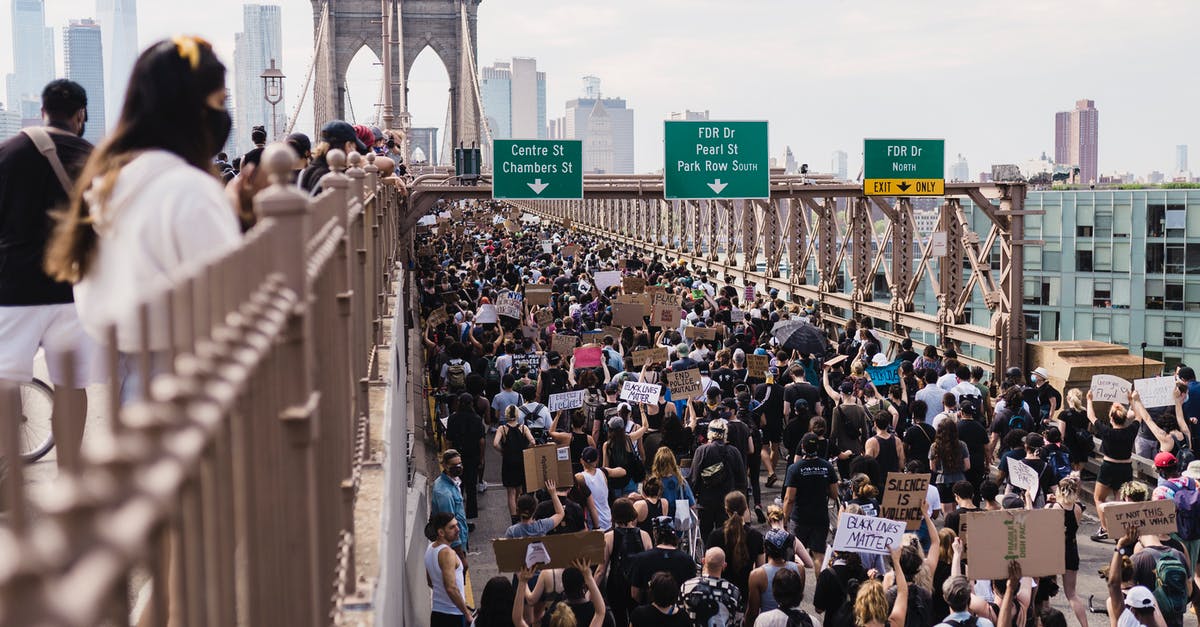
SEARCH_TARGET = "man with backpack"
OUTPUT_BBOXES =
[441,343,472,393]
[600,498,652,626]
[1129,528,1192,627]
[688,419,748,538]
[516,385,553,443]
[1150,451,1200,602]
[682,547,742,627]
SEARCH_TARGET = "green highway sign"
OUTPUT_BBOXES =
[863,138,945,196]
[492,139,583,199]
[664,121,769,200]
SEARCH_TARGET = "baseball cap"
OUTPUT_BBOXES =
[1155,451,1178,469]
[1125,586,1156,609]
[1000,494,1024,509]
[581,446,599,463]
[608,416,625,432]
[604,382,619,394]
[321,120,369,154]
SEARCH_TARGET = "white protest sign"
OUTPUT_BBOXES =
[548,390,586,412]
[525,542,552,568]
[1091,374,1131,404]
[620,381,662,404]
[594,270,622,292]
[542,241,553,254]
[1008,459,1041,495]
[831,513,906,556]
[496,291,524,319]
[475,304,499,324]
[1135,376,1177,408]
[731,309,745,323]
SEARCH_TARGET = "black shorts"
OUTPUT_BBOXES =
[762,419,783,443]
[789,520,830,554]
[1097,460,1133,489]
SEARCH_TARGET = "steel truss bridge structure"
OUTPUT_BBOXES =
[403,173,1038,375]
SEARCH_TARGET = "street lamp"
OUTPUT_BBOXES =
[260,58,285,140]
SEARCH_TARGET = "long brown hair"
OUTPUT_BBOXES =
[45,37,227,282]
[723,491,749,571]
[932,420,963,473]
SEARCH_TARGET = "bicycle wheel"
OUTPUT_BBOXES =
[18,379,55,463]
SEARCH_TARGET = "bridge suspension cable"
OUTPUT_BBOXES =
[284,0,328,136]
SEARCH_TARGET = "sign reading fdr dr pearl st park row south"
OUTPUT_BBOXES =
[664,121,769,200]
[492,139,583,200]
[863,138,945,196]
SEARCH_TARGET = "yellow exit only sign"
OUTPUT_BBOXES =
[864,178,945,196]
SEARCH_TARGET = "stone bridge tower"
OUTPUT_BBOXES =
[312,0,482,154]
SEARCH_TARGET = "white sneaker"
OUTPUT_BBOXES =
[477,480,488,493]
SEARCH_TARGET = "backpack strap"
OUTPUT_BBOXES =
[21,127,74,192]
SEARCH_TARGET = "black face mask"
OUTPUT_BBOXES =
[205,107,232,155]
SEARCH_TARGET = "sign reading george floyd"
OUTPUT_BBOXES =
[492,139,583,199]
[664,120,770,200]
[1102,500,1178,537]
[1091,374,1132,404]
[831,513,906,556]
[863,139,946,197]
[880,472,930,530]
[963,508,1065,580]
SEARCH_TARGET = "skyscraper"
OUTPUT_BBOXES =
[562,77,634,173]
[479,57,546,139]
[7,0,56,121]
[97,0,139,127]
[950,153,970,182]
[64,19,105,145]
[831,150,848,180]
[1177,145,1188,175]
[234,4,283,155]
[669,110,710,121]
[0,102,21,139]
[1054,99,1099,184]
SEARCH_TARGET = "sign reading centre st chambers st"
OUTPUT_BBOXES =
[664,121,769,200]
[863,138,945,196]
[492,139,583,200]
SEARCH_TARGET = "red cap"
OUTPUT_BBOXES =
[1155,451,1178,468]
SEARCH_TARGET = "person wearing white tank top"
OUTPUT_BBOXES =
[577,445,626,531]
[424,512,472,626]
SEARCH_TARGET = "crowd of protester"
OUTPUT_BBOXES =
[418,202,1200,627]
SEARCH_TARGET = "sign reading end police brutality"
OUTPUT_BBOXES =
[832,513,906,556]
[492,139,583,200]
[664,121,769,200]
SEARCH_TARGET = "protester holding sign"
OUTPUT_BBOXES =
[1131,385,1193,463]
[493,405,538,524]
[1087,389,1142,541]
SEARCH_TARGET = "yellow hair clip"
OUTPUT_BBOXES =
[172,35,207,71]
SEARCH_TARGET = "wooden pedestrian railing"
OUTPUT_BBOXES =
[0,144,403,627]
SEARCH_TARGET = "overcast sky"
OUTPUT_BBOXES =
[2,0,1196,177]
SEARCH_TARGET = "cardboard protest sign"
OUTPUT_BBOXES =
[534,309,555,328]
[450,208,463,221]
[650,292,681,328]
[612,302,646,328]
[620,381,662,404]
[603,326,624,340]
[1007,459,1041,495]
[831,513,906,556]
[746,354,770,379]
[963,508,1065,580]
[865,360,901,385]
[1135,376,1177,409]
[561,245,580,258]
[476,304,499,323]
[574,346,603,368]
[427,306,449,328]
[623,276,646,293]
[494,530,606,573]
[549,390,586,412]
[666,369,703,399]
[630,347,668,368]
[825,354,848,368]
[685,326,718,341]
[551,334,578,356]
[1091,374,1131,404]
[504,219,520,233]
[512,353,542,374]
[880,472,930,530]
[522,443,575,493]
[496,292,524,319]
[594,271,622,292]
[1101,499,1178,537]
[525,285,552,306]
[730,309,745,323]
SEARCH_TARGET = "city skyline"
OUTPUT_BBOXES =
[63,17,104,144]
[0,0,1196,178]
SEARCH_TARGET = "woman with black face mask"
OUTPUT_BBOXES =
[46,36,260,403]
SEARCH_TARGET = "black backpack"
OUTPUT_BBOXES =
[501,424,530,459]
[784,608,815,627]
[607,526,645,583]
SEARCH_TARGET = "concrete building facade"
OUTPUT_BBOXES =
[562,77,634,173]
[831,150,848,180]
[1054,99,1099,184]
[64,19,105,145]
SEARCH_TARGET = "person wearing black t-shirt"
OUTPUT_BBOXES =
[903,401,936,475]
[782,433,839,565]
[813,552,868,627]
[628,517,698,606]
[955,401,990,490]
[942,480,980,536]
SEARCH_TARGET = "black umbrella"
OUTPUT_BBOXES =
[771,319,828,355]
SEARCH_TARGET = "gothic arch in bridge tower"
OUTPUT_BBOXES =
[312,0,481,150]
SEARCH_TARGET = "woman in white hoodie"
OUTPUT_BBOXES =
[46,36,253,402]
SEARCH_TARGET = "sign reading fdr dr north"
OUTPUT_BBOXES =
[664,121,769,200]
[492,139,583,200]
[863,138,945,196]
